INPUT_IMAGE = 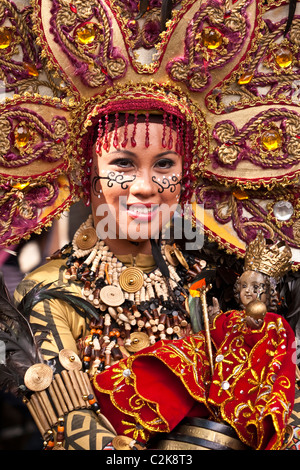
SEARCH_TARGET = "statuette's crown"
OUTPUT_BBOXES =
[244,232,292,281]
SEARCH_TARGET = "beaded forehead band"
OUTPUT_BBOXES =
[95,111,188,156]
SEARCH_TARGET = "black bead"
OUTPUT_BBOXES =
[91,402,100,413]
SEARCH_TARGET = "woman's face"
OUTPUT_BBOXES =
[91,120,183,245]
[239,270,267,307]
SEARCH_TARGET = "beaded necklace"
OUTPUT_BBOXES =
[62,216,204,375]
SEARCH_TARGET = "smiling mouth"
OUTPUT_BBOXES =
[126,204,159,221]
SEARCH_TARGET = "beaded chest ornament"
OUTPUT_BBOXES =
[63,215,205,374]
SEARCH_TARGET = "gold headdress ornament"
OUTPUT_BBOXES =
[244,231,293,281]
[0,0,299,268]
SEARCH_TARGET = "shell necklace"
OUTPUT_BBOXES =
[63,215,197,374]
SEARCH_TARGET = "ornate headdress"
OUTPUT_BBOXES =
[0,0,299,269]
[244,231,292,281]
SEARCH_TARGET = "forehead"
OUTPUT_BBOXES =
[240,270,265,284]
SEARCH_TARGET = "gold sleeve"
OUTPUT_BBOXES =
[14,259,88,361]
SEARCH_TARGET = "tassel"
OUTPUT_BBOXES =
[113,112,119,148]
[121,113,129,148]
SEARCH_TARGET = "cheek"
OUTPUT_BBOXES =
[92,166,130,202]
[159,172,182,203]
[101,184,128,210]
[240,289,246,299]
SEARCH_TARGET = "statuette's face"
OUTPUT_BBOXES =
[91,121,183,242]
[239,270,267,308]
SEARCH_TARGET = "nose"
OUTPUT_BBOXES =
[129,171,156,199]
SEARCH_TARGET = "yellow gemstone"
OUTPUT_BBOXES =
[75,22,97,45]
[14,124,31,149]
[23,62,39,77]
[202,28,223,49]
[0,27,12,49]
[275,47,293,68]
[232,189,249,200]
[261,128,282,151]
[12,181,30,190]
[238,72,253,85]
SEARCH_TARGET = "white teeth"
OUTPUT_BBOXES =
[129,206,152,214]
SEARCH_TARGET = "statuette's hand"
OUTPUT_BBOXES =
[208,297,220,323]
[245,316,264,330]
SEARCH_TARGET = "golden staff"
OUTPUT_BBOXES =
[189,278,214,376]
[198,284,214,376]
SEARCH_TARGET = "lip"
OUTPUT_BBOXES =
[126,203,159,222]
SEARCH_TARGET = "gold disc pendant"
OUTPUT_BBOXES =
[164,244,179,266]
[125,332,151,353]
[173,245,189,270]
[112,435,133,450]
[59,349,82,371]
[118,267,144,293]
[24,363,53,391]
[75,227,98,250]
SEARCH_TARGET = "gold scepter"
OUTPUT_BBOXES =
[198,283,214,376]
[189,278,214,376]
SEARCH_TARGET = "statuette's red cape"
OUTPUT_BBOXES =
[93,310,296,450]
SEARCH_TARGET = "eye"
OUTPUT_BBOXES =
[110,158,134,169]
[154,158,176,170]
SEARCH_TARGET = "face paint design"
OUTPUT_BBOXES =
[92,170,137,196]
[152,173,182,193]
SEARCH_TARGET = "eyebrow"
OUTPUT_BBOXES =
[108,149,179,158]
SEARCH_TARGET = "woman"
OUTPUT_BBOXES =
[10,108,296,451]
[12,107,206,448]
